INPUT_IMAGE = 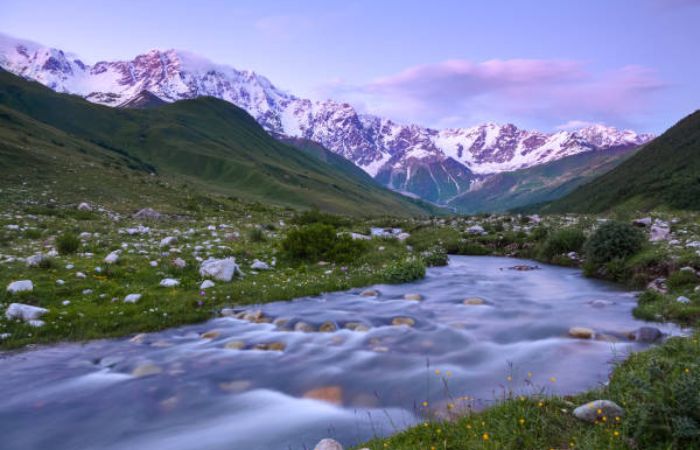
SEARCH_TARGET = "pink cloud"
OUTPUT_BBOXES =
[324,59,666,130]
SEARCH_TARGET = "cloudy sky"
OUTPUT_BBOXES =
[1,0,698,133]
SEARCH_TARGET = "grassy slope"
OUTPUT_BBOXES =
[543,111,700,213]
[0,70,436,216]
[447,146,638,214]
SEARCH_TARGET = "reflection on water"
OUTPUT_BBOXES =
[0,256,680,450]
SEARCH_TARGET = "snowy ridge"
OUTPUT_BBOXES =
[0,33,654,202]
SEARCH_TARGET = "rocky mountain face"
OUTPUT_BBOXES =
[0,33,654,205]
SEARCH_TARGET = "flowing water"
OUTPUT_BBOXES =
[0,256,680,450]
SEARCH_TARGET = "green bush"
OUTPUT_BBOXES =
[537,227,586,261]
[584,221,645,266]
[383,258,426,283]
[668,270,700,291]
[280,224,366,263]
[246,227,266,243]
[421,247,448,267]
[291,208,350,228]
[56,232,80,254]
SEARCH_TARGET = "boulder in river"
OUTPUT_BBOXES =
[304,386,343,405]
[344,322,370,332]
[294,321,315,333]
[392,317,416,327]
[360,289,379,297]
[319,321,338,332]
[131,363,163,377]
[573,400,624,422]
[224,340,246,350]
[404,293,423,301]
[463,297,485,305]
[254,342,286,351]
[568,327,594,339]
[314,439,344,450]
[632,326,663,343]
[201,330,220,340]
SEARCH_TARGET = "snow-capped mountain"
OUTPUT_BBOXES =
[0,33,654,203]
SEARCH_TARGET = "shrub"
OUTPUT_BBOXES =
[383,258,426,283]
[668,270,700,292]
[421,246,448,267]
[56,232,80,254]
[280,224,366,263]
[247,227,266,243]
[537,227,586,261]
[291,208,350,228]
[584,221,645,266]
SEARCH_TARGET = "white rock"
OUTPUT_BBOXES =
[160,236,177,247]
[467,225,485,234]
[150,260,159,267]
[26,253,45,267]
[124,294,142,303]
[77,202,92,211]
[677,296,691,304]
[650,221,670,242]
[0,333,10,339]
[160,278,180,287]
[573,400,624,422]
[251,259,271,270]
[27,319,45,328]
[79,232,92,239]
[172,257,186,268]
[65,264,74,269]
[397,232,411,241]
[5,302,48,321]
[314,439,344,450]
[349,233,371,240]
[62,300,71,306]
[200,280,215,289]
[7,280,33,293]
[56,279,65,286]
[104,250,120,264]
[199,257,242,282]
[76,272,86,279]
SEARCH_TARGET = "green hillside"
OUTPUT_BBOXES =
[447,146,638,214]
[0,70,439,216]
[543,111,700,213]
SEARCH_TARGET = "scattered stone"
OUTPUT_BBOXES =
[404,293,423,301]
[199,257,242,282]
[124,293,142,303]
[397,232,411,241]
[133,208,162,220]
[464,297,485,305]
[314,439,344,450]
[509,264,540,271]
[319,321,338,332]
[633,327,663,343]
[647,277,668,294]
[294,321,315,333]
[76,272,86,279]
[26,253,46,267]
[201,330,221,339]
[633,217,652,227]
[27,319,45,327]
[568,327,594,339]
[304,386,343,405]
[160,236,177,247]
[77,202,92,211]
[224,340,246,350]
[104,250,120,264]
[250,259,271,270]
[200,280,215,289]
[345,322,370,332]
[159,278,180,287]
[129,334,147,344]
[131,363,163,377]
[392,317,415,327]
[360,289,379,297]
[254,342,286,351]
[349,233,371,240]
[172,257,186,269]
[5,303,48,321]
[467,225,485,234]
[650,221,670,242]
[7,280,33,294]
[680,266,696,273]
[62,300,70,306]
[573,400,624,422]
[677,295,691,304]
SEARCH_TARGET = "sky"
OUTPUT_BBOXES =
[1,0,699,133]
